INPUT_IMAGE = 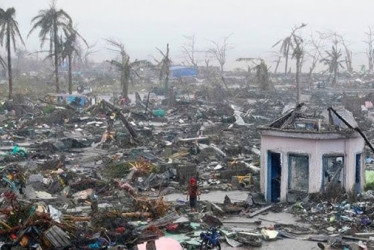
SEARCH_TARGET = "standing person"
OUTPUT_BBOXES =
[187,177,200,212]
[119,96,127,107]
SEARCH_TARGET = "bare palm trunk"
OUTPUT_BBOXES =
[6,26,12,100]
[164,69,169,92]
[284,46,290,75]
[121,54,130,101]
[332,69,337,87]
[308,61,317,89]
[308,70,313,89]
[53,18,60,93]
[123,75,130,101]
[164,44,170,92]
[296,57,301,104]
[274,56,281,74]
[68,53,72,94]
[220,74,229,91]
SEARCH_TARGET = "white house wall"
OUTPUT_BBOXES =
[260,133,365,202]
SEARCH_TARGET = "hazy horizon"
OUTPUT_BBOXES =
[2,0,374,72]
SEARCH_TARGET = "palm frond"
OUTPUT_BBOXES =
[0,55,6,69]
[156,47,166,57]
[272,39,283,48]
[236,57,257,62]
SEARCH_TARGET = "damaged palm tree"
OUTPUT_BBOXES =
[60,28,87,94]
[292,31,304,104]
[271,51,282,74]
[364,27,374,73]
[273,36,292,75]
[255,60,270,91]
[29,1,74,93]
[340,37,353,74]
[273,23,306,75]
[236,57,260,89]
[0,7,25,100]
[320,44,344,87]
[107,39,150,102]
[155,43,171,93]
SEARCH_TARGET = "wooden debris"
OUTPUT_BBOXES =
[43,225,71,249]
[248,205,273,218]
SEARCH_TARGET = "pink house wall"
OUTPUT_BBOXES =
[260,131,365,202]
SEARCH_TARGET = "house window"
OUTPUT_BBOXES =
[288,154,309,192]
[323,155,344,189]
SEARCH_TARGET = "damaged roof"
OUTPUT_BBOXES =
[263,103,358,133]
[258,103,374,153]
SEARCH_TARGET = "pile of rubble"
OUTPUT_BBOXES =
[0,87,373,249]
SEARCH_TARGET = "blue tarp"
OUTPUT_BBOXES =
[170,66,198,78]
[67,95,86,107]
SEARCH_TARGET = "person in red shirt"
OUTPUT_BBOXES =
[186,177,200,212]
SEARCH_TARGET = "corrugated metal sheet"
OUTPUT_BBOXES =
[332,108,358,128]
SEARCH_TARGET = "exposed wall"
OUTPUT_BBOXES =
[260,131,365,202]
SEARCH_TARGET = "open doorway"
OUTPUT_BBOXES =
[355,153,362,193]
[268,151,281,202]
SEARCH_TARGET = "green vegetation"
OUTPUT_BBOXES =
[42,104,56,114]
[103,162,131,179]
[365,170,374,190]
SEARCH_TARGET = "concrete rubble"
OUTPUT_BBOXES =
[0,86,374,249]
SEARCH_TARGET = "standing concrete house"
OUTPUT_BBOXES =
[258,105,367,202]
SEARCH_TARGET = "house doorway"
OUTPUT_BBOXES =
[268,151,281,202]
[355,154,362,193]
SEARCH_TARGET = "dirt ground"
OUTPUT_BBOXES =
[166,191,320,249]
[221,238,319,250]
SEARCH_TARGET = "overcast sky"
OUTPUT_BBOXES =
[2,0,374,70]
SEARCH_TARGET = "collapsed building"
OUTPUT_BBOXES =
[258,104,370,202]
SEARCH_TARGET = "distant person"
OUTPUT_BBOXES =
[186,177,200,212]
[120,96,127,106]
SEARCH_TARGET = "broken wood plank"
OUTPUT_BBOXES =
[178,137,209,142]
[342,235,370,241]
[117,111,137,139]
[209,202,224,214]
[101,99,137,139]
[354,232,374,237]
[122,212,152,218]
[248,205,273,218]
[222,220,261,224]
